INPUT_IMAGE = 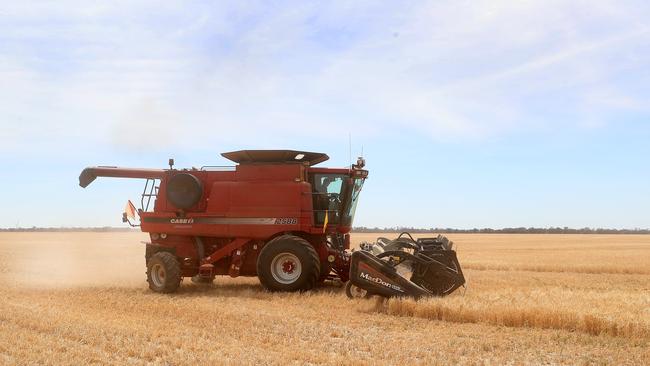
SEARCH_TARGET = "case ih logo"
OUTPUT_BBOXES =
[170,218,194,224]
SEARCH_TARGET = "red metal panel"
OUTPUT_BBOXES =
[150,234,196,258]
[202,238,250,265]
[236,164,303,181]
[206,181,232,214]
[307,167,350,175]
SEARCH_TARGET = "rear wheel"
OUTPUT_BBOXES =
[257,235,320,292]
[147,252,181,293]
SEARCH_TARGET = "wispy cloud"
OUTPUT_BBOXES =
[1,0,649,153]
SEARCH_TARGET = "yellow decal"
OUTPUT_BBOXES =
[322,211,329,233]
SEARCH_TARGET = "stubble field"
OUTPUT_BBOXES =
[0,232,648,365]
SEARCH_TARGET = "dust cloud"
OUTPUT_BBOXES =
[0,232,148,288]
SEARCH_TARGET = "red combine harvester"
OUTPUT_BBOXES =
[80,150,367,293]
[79,150,465,298]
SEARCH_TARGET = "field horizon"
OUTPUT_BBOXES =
[3,227,650,234]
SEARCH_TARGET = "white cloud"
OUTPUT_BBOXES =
[1,0,649,153]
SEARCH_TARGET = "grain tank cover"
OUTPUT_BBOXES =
[221,150,329,166]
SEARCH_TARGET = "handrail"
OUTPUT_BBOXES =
[141,178,159,212]
[200,166,236,171]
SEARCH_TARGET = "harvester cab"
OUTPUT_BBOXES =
[79,149,464,299]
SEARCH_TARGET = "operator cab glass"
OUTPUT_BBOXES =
[310,173,365,227]
[343,178,364,225]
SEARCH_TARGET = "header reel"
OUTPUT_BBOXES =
[347,232,465,300]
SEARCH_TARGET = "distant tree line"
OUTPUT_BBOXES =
[352,226,650,234]
[0,227,136,232]
[1,226,648,234]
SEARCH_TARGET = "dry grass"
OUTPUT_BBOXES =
[0,232,649,365]
[354,233,650,339]
[443,233,650,275]
[379,290,649,338]
[461,262,650,275]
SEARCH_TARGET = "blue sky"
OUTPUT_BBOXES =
[1,1,649,229]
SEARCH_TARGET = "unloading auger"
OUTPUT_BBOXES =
[345,232,465,299]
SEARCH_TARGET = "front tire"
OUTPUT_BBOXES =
[147,252,182,293]
[257,235,320,292]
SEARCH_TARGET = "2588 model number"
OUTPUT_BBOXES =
[274,218,298,225]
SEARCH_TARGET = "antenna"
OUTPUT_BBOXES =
[348,133,352,170]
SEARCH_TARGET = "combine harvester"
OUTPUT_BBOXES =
[79,150,464,298]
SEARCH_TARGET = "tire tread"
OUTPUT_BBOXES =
[257,234,321,292]
[147,252,182,293]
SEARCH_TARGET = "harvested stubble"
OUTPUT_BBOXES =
[462,262,650,275]
[353,233,650,339]
[0,232,649,365]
